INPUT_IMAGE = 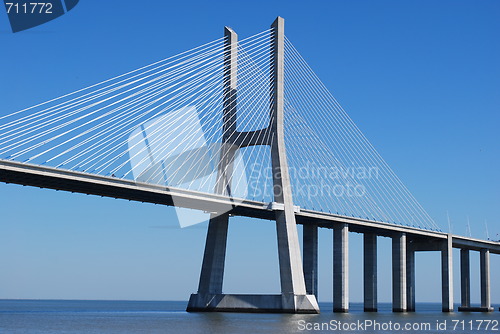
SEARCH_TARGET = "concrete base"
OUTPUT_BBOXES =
[186,293,320,313]
[458,306,494,312]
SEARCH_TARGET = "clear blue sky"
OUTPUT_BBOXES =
[0,0,498,304]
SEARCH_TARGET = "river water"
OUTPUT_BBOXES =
[0,300,499,333]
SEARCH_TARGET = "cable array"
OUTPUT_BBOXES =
[284,37,440,231]
[0,29,440,231]
[0,30,276,203]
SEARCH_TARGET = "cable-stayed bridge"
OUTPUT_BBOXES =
[0,17,498,314]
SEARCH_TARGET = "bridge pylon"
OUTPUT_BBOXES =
[186,17,320,314]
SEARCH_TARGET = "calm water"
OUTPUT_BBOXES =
[0,300,499,333]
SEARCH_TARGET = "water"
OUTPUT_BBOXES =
[0,300,498,333]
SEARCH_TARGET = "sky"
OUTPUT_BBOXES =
[0,0,499,305]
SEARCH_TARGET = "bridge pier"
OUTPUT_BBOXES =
[406,242,416,312]
[303,224,318,299]
[333,223,349,312]
[406,236,454,312]
[441,234,454,312]
[187,16,319,314]
[392,233,407,312]
[363,233,377,312]
[458,248,494,312]
[480,249,493,311]
[196,214,229,294]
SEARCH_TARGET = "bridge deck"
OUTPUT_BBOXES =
[1,159,499,254]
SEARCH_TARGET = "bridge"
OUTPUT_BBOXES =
[0,17,498,314]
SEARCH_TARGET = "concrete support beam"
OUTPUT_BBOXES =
[441,234,454,312]
[363,233,377,312]
[460,249,470,308]
[303,224,318,299]
[406,243,416,312]
[392,233,407,312]
[333,223,349,312]
[480,249,491,310]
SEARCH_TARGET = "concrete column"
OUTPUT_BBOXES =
[460,249,470,308]
[406,243,415,312]
[270,18,305,296]
[221,26,238,139]
[303,224,318,299]
[194,26,238,296]
[480,249,491,309]
[392,233,407,312]
[363,233,377,312]
[441,234,454,312]
[333,223,349,312]
[197,214,229,293]
[270,17,318,313]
